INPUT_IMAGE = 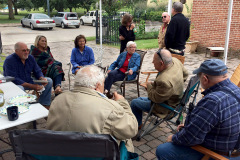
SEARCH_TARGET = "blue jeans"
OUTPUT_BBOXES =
[53,74,63,89]
[130,97,151,126]
[18,77,52,106]
[156,142,240,160]
[104,69,125,92]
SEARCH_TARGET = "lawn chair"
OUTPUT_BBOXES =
[9,129,120,160]
[136,75,200,141]
[230,64,240,87]
[113,50,147,97]
[67,47,106,90]
[140,54,185,88]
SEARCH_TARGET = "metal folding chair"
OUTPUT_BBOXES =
[137,75,200,141]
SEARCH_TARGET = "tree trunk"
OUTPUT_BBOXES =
[12,0,18,15]
[69,7,72,12]
[8,0,15,20]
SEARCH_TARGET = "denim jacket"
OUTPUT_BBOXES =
[108,51,140,81]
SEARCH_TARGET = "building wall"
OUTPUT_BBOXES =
[191,0,240,52]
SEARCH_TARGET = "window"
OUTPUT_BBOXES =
[90,12,94,16]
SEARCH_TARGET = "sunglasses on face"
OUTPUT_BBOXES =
[162,16,167,19]
[156,49,163,62]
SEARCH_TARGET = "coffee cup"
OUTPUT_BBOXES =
[7,106,19,121]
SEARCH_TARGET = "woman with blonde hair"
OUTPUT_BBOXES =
[30,35,64,95]
[119,13,135,53]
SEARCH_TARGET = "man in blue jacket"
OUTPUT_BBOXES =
[104,41,140,97]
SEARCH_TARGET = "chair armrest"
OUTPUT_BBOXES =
[140,71,158,88]
[191,145,229,160]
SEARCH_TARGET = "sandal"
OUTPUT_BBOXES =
[54,86,62,95]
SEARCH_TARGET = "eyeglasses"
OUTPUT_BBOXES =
[162,16,167,19]
[20,49,30,52]
[156,49,163,62]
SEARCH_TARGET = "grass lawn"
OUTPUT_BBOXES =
[90,38,158,50]
[135,39,158,50]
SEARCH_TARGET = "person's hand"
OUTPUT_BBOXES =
[39,77,48,87]
[33,84,43,91]
[113,92,124,101]
[107,70,111,74]
[119,35,125,40]
[128,69,133,75]
[130,23,135,30]
[77,66,82,69]
[177,124,184,132]
[166,135,173,142]
[147,81,153,86]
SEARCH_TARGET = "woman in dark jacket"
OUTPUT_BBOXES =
[119,13,135,53]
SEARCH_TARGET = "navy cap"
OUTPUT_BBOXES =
[193,59,228,76]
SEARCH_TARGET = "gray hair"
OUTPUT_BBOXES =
[173,2,183,13]
[74,65,105,89]
[126,41,137,48]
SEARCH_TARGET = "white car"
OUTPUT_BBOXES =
[21,13,55,30]
[80,11,97,27]
[53,12,80,29]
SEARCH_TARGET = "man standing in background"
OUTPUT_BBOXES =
[158,12,170,49]
[165,2,190,55]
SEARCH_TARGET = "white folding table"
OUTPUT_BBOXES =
[0,82,49,130]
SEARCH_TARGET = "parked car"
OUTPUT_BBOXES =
[52,12,80,29]
[80,11,108,27]
[21,13,55,30]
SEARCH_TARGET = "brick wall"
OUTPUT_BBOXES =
[190,0,240,54]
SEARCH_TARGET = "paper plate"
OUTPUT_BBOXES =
[0,103,30,115]
[8,94,36,104]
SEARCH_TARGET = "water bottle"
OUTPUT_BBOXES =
[133,28,137,35]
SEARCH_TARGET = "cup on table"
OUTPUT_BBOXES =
[7,106,19,121]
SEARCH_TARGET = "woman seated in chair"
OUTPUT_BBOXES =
[104,41,140,96]
[30,35,64,95]
[70,34,95,74]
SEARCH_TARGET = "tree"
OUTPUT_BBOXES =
[16,0,33,12]
[51,0,67,12]
[8,0,14,19]
[79,0,96,12]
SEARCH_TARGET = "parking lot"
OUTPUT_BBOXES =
[0,24,96,46]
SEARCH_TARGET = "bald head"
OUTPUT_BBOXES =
[162,12,170,24]
[153,49,172,72]
[14,42,29,62]
[158,49,172,65]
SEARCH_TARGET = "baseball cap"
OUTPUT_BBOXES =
[193,59,228,76]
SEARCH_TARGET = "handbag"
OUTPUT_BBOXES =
[119,141,139,160]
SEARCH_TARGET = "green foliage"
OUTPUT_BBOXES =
[135,31,159,40]
[17,0,34,12]
[86,36,96,41]
[136,20,146,35]
[79,0,96,12]
[185,3,192,15]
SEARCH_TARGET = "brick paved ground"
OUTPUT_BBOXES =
[1,41,239,159]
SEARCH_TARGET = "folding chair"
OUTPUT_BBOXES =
[9,129,120,160]
[113,50,147,97]
[137,75,200,141]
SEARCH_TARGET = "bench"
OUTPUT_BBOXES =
[205,47,224,58]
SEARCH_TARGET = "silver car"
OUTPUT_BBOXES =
[21,13,56,30]
[53,12,80,29]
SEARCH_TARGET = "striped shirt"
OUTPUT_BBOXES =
[172,79,240,152]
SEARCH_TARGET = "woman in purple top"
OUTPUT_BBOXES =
[70,35,95,74]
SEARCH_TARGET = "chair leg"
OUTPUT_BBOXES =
[123,86,125,97]
[137,82,140,97]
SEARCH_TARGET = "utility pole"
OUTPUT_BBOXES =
[47,0,50,17]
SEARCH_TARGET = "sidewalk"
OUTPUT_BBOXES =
[0,41,239,160]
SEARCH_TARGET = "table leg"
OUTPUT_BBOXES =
[32,120,37,129]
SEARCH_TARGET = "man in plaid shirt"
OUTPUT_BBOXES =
[156,59,240,160]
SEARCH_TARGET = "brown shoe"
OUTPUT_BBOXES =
[106,92,114,99]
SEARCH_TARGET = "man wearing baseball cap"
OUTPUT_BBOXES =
[156,59,240,160]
